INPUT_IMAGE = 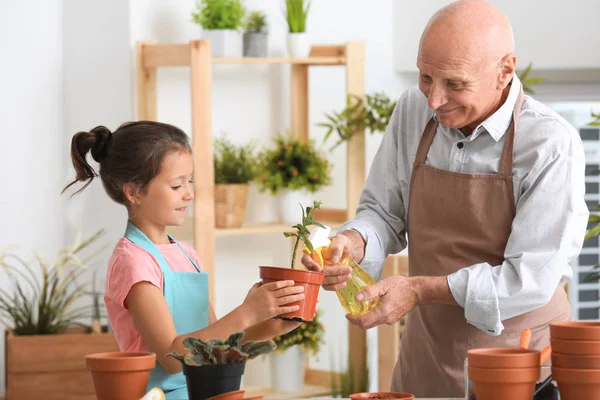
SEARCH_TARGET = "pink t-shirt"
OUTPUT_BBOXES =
[104,237,203,352]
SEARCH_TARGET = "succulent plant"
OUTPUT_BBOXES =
[283,200,325,269]
[167,331,276,366]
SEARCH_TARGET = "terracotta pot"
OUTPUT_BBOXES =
[244,396,264,400]
[552,367,600,400]
[85,352,156,400]
[468,366,540,400]
[215,184,249,229]
[550,321,600,341]
[467,348,540,369]
[349,392,415,400]
[206,389,245,400]
[552,352,600,369]
[551,338,600,355]
[259,266,324,322]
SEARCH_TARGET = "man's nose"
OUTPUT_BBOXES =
[427,83,447,110]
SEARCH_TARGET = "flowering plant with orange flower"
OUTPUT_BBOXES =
[256,133,331,194]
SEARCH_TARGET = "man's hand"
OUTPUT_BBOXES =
[301,230,366,291]
[346,275,455,329]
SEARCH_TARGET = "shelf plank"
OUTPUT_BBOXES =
[142,43,345,68]
[243,384,331,399]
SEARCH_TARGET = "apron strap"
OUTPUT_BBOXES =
[498,88,525,177]
[414,116,439,165]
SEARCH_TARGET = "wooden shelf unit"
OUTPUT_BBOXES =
[136,40,367,393]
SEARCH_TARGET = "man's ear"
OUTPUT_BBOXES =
[497,53,517,90]
[123,183,141,206]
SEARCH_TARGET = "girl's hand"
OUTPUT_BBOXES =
[242,280,305,326]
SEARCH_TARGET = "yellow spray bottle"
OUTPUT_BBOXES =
[302,225,379,316]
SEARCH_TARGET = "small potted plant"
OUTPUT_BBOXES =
[191,0,245,57]
[243,10,268,57]
[259,201,325,322]
[271,310,325,393]
[214,135,258,228]
[283,0,311,58]
[168,331,276,400]
[256,133,331,224]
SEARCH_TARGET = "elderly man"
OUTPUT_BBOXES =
[302,0,588,397]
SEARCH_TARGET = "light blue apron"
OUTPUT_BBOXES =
[125,221,210,400]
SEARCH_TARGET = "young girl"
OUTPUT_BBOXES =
[63,121,305,399]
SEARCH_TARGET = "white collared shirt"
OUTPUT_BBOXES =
[341,75,589,335]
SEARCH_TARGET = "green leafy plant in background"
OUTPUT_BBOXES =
[0,230,106,335]
[214,135,258,184]
[191,0,245,30]
[283,200,325,269]
[518,62,546,95]
[168,331,276,366]
[318,92,397,150]
[283,0,311,33]
[244,10,268,34]
[582,112,600,282]
[330,350,370,398]
[273,309,325,355]
[256,133,332,194]
[588,111,600,126]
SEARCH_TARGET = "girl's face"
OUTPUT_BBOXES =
[135,150,194,228]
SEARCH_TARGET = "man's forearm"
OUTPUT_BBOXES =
[413,276,458,306]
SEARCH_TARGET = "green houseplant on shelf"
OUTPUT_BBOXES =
[283,0,311,57]
[581,112,600,284]
[243,10,268,57]
[214,135,258,228]
[168,331,277,400]
[1,230,119,400]
[191,0,245,57]
[270,309,325,393]
[256,133,331,223]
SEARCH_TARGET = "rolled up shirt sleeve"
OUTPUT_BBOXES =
[448,129,589,335]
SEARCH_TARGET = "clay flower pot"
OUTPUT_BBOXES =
[551,338,600,355]
[349,392,415,400]
[552,352,600,369]
[550,321,600,341]
[467,348,540,369]
[468,366,540,400]
[552,367,600,400]
[259,266,324,322]
[206,389,245,400]
[85,351,156,400]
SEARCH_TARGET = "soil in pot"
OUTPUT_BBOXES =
[468,366,540,400]
[552,367,600,400]
[85,351,156,400]
[259,266,324,322]
[550,321,600,341]
[349,392,415,400]
[183,362,245,400]
[467,348,541,369]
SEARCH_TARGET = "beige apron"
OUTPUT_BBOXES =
[391,89,571,398]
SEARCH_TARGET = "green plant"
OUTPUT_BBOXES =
[244,10,268,34]
[330,351,370,398]
[582,114,600,283]
[273,309,325,355]
[191,0,245,30]
[214,135,258,184]
[318,92,397,150]
[283,200,325,269]
[283,0,310,33]
[518,62,546,95]
[588,111,600,126]
[256,133,332,194]
[168,331,276,366]
[0,230,106,335]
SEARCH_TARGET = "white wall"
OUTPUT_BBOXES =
[0,0,64,395]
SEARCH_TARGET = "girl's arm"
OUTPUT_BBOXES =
[126,280,303,374]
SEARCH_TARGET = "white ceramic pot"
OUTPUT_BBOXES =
[278,188,311,224]
[287,32,311,58]
[202,29,242,57]
[271,346,306,393]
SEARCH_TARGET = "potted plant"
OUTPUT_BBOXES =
[259,201,325,323]
[167,331,276,400]
[283,0,311,58]
[214,135,258,228]
[191,0,245,57]
[256,134,331,224]
[243,11,268,57]
[271,310,324,393]
[1,230,119,400]
[318,92,397,150]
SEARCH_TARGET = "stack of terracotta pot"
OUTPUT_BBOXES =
[467,348,543,400]
[550,321,600,400]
